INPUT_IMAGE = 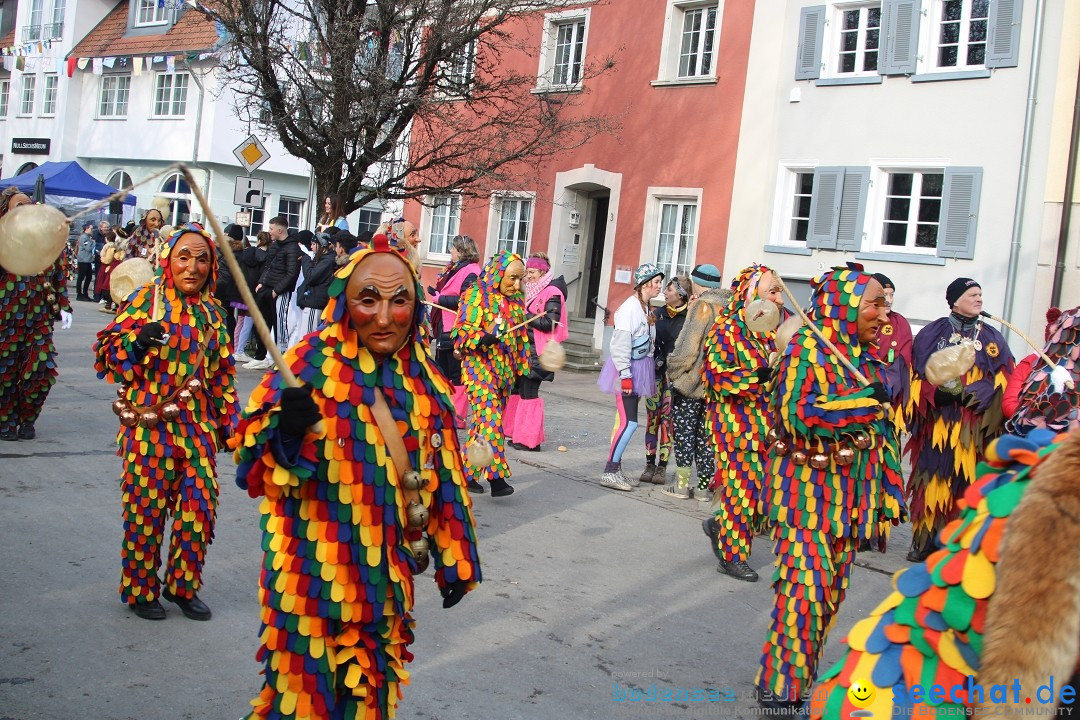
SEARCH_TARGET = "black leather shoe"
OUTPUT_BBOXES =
[466,479,486,494]
[161,588,212,620]
[718,559,759,582]
[702,517,722,561]
[0,428,17,441]
[906,543,933,563]
[16,422,35,440]
[130,599,167,620]
[489,478,515,497]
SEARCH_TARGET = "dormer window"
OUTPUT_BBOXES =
[135,0,168,27]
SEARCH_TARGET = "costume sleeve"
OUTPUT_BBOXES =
[703,321,763,399]
[452,286,485,353]
[93,288,158,385]
[964,340,1014,413]
[52,256,72,315]
[205,318,240,447]
[1002,354,1036,418]
[428,419,482,593]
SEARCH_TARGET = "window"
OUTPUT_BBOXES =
[657,1,723,83]
[48,0,65,38]
[654,200,697,279]
[537,10,588,90]
[835,4,881,74]
[247,196,267,236]
[0,80,9,119]
[788,171,815,244]
[879,171,944,252]
[159,172,192,226]
[496,197,531,256]
[29,0,43,31]
[136,0,168,26]
[152,73,188,117]
[41,74,57,116]
[932,0,988,69]
[278,197,304,232]
[356,207,382,234]
[107,170,133,191]
[99,75,130,117]
[19,74,35,116]
[426,195,461,258]
[443,39,476,96]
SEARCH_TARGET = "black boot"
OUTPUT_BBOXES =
[130,599,167,620]
[16,422,35,440]
[161,588,212,620]
[489,477,515,497]
[717,558,759,582]
[466,479,485,494]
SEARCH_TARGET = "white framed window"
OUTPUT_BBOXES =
[278,197,304,232]
[929,0,989,70]
[135,0,168,26]
[246,196,267,236]
[41,74,58,116]
[874,169,944,254]
[537,9,589,90]
[48,0,65,38]
[492,195,532,257]
[18,74,35,116]
[356,206,382,234]
[770,166,818,248]
[159,172,192,226]
[656,1,723,83]
[29,0,43,30]
[0,80,9,120]
[654,199,698,280]
[107,170,133,191]
[443,39,476,97]
[424,194,461,260]
[152,73,188,117]
[827,3,881,76]
[99,75,130,117]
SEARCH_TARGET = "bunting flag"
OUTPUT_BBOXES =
[166,55,175,73]
[133,57,143,76]
[15,55,24,70]
[103,56,116,68]
[153,55,164,65]
[65,56,75,77]
[92,57,103,75]
[77,57,89,70]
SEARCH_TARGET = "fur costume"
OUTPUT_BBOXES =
[1004,307,1080,435]
[703,265,777,563]
[756,265,907,701]
[94,223,239,605]
[232,238,481,719]
[809,428,1080,718]
[452,252,530,490]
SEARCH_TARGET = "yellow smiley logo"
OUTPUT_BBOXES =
[881,324,894,336]
[987,342,999,358]
[848,678,876,709]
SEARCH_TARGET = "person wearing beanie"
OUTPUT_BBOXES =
[905,277,1013,563]
[598,263,664,491]
[244,216,304,371]
[690,263,723,291]
[1004,306,1080,435]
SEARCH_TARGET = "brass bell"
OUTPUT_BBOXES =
[119,408,139,427]
[406,501,429,528]
[45,293,56,304]
[833,445,856,466]
[409,537,430,574]
[185,377,202,394]
[160,402,181,421]
[852,432,872,450]
[117,384,128,399]
[401,470,424,491]
[772,439,790,456]
[112,399,128,416]
[791,449,808,466]
[177,389,193,404]
[139,410,160,428]
[765,428,779,445]
[809,452,830,470]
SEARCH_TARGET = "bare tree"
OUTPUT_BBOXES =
[199,0,620,214]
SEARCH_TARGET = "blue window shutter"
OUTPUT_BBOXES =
[808,167,845,249]
[937,167,983,260]
[795,6,826,80]
[880,0,921,75]
[836,167,870,252]
[986,0,1022,68]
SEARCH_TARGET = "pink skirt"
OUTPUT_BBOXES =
[597,356,656,397]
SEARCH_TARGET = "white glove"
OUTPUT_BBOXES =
[60,310,73,330]
[1049,365,1073,393]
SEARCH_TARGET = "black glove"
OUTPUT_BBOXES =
[440,580,469,609]
[426,285,436,296]
[135,321,166,348]
[478,332,499,348]
[867,381,891,404]
[277,385,322,437]
[755,366,774,383]
[934,388,961,406]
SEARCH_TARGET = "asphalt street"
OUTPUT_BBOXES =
[0,303,916,720]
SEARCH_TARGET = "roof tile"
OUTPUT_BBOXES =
[68,0,218,59]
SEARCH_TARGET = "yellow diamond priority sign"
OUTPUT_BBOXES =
[232,135,270,173]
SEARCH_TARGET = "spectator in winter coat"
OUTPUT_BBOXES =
[233,231,269,364]
[243,217,303,370]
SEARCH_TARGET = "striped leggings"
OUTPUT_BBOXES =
[607,392,640,466]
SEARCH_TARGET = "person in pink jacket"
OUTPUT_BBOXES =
[428,235,481,429]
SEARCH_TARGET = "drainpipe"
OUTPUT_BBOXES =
[184,60,212,220]
[1049,49,1080,307]
[1000,0,1046,338]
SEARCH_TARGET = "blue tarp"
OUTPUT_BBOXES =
[0,161,136,205]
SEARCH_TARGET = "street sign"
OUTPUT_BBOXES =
[234,211,251,228]
[233,176,265,207]
[232,135,270,173]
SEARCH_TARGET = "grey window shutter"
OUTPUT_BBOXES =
[795,5,826,80]
[937,167,983,260]
[986,0,1022,68]
[880,0,921,75]
[836,167,870,252]
[807,167,845,249]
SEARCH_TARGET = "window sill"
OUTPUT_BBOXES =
[531,85,582,96]
[911,68,991,83]
[96,116,129,120]
[764,244,813,256]
[854,250,946,266]
[816,75,883,86]
[650,77,718,88]
[148,115,187,120]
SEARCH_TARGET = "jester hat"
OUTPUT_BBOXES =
[806,262,878,358]
[156,222,219,299]
[724,263,775,318]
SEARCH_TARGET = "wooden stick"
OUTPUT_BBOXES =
[504,312,560,334]
[150,237,162,322]
[176,164,323,433]
[982,311,1075,390]
[422,300,457,315]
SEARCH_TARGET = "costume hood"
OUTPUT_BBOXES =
[157,222,219,300]
[807,264,876,359]
[723,264,773,321]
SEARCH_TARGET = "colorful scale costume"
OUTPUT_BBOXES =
[906,316,1013,557]
[702,265,777,563]
[452,252,530,490]
[94,224,239,605]
[1004,307,1080,435]
[757,266,907,701]
[809,429,1069,719]
[232,241,480,720]
[0,253,70,437]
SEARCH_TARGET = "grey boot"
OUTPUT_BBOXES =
[660,467,692,499]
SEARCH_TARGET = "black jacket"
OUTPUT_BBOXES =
[525,276,568,382]
[239,245,267,293]
[652,304,688,370]
[258,235,304,296]
[296,252,337,309]
[215,248,241,306]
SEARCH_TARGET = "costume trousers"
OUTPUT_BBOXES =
[644,377,673,463]
[463,372,512,486]
[670,393,715,481]
[756,525,854,702]
[247,609,415,720]
[0,334,57,433]
[608,392,640,465]
[119,449,218,603]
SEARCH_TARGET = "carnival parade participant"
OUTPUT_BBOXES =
[452,251,530,496]
[428,235,481,428]
[755,265,906,709]
[870,273,913,413]
[127,208,163,259]
[700,264,783,582]
[640,276,691,484]
[1004,306,1079,435]
[504,252,567,452]
[598,263,664,492]
[231,231,480,719]
[0,188,73,441]
[94,223,239,621]
[905,278,1013,563]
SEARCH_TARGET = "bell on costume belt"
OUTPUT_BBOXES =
[766,427,872,467]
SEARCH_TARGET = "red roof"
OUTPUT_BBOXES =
[0,30,14,48]
[68,1,219,59]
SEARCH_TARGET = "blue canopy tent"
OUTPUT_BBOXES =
[0,161,137,225]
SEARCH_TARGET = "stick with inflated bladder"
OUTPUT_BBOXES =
[176,163,323,435]
[981,310,1075,391]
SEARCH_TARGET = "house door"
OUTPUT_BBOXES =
[584,195,609,319]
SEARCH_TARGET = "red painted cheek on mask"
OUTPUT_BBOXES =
[390,304,414,326]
